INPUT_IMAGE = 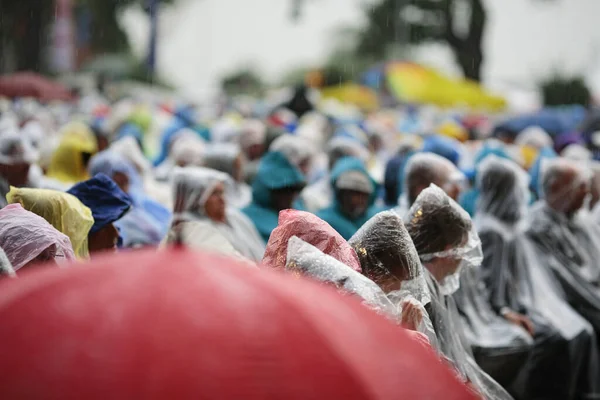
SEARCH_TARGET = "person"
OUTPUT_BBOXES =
[348,211,436,342]
[6,187,94,259]
[242,152,306,242]
[0,203,75,273]
[317,157,379,240]
[404,185,514,400]
[154,129,206,182]
[269,134,315,177]
[383,143,416,208]
[89,150,171,248]
[46,122,98,185]
[476,156,600,400]
[170,167,265,262]
[239,119,267,184]
[527,159,600,335]
[300,137,369,213]
[262,209,361,272]
[67,174,132,255]
[202,143,252,209]
[0,133,38,208]
[283,84,314,118]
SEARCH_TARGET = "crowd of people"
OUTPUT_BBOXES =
[2,85,600,399]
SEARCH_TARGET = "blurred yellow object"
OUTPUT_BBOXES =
[385,63,506,111]
[7,187,94,259]
[320,84,380,112]
[520,145,539,170]
[437,121,469,142]
[47,122,98,184]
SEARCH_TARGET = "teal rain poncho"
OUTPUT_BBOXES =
[316,157,379,240]
[242,152,306,242]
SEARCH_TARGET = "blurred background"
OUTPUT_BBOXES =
[2,0,600,109]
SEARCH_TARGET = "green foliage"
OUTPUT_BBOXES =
[541,76,591,107]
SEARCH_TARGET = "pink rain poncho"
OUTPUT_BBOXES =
[262,209,361,272]
[0,204,75,272]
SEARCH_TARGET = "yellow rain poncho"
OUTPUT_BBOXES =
[47,122,98,184]
[7,187,94,259]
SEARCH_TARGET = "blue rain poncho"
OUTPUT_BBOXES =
[153,106,210,167]
[89,151,171,247]
[422,135,461,166]
[67,173,132,235]
[242,152,306,242]
[316,157,379,240]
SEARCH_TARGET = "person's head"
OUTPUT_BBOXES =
[540,159,590,216]
[240,120,267,161]
[172,167,229,224]
[326,137,369,171]
[67,174,132,255]
[269,134,315,177]
[47,122,98,184]
[171,135,206,168]
[0,134,36,187]
[349,211,423,295]
[0,204,75,273]
[476,156,529,223]
[262,209,361,271]
[88,151,137,195]
[6,187,94,259]
[203,143,246,183]
[405,185,480,294]
[331,157,375,220]
[404,153,465,206]
[590,162,600,210]
[251,152,306,211]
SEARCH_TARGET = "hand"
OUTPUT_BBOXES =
[400,298,424,331]
[502,310,535,336]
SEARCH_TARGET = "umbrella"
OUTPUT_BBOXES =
[0,72,72,102]
[0,248,475,400]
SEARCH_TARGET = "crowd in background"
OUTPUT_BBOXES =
[3,84,600,399]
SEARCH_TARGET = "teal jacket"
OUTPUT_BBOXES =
[317,157,379,240]
[242,152,306,242]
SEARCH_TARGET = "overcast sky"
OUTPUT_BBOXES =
[122,0,600,102]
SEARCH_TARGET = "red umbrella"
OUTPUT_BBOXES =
[0,72,72,102]
[0,249,477,400]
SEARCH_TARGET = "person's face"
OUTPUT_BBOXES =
[425,256,462,283]
[0,162,30,187]
[271,188,301,212]
[112,172,130,194]
[338,189,370,219]
[204,182,227,223]
[246,144,265,161]
[298,158,312,177]
[88,224,119,255]
[96,136,109,152]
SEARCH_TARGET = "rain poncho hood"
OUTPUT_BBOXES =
[46,122,98,184]
[243,152,306,242]
[262,209,361,272]
[269,134,315,172]
[7,187,94,259]
[422,135,461,165]
[202,143,251,209]
[316,157,378,240]
[0,203,75,271]
[286,236,394,316]
[67,174,132,234]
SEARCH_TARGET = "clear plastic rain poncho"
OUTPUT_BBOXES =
[398,152,466,215]
[514,126,553,150]
[7,187,94,259]
[0,133,39,208]
[0,204,75,271]
[171,167,265,262]
[477,156,600,400]
[46,122,98,184]
[286,236,395,317]
[202,143,252,209]
[404,184,513,400]
[269,134,315,175]
[348,211,436,345]
[262,209,361,272]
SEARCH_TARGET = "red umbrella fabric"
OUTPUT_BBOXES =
[0,248,477,400]
[0,72,72,102]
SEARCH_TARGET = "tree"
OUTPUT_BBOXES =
[221,68,265,96]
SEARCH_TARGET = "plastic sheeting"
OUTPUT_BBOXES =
[46,122,98,184]
[262,209,361,272]
[477,156,600,399]
[0,204,75,271]
[286,236,394,316]
[7,187,94,259]
[202,143,252,209]
[269,134,315,173]
[0,247,15,277]
[172,167,265,262]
